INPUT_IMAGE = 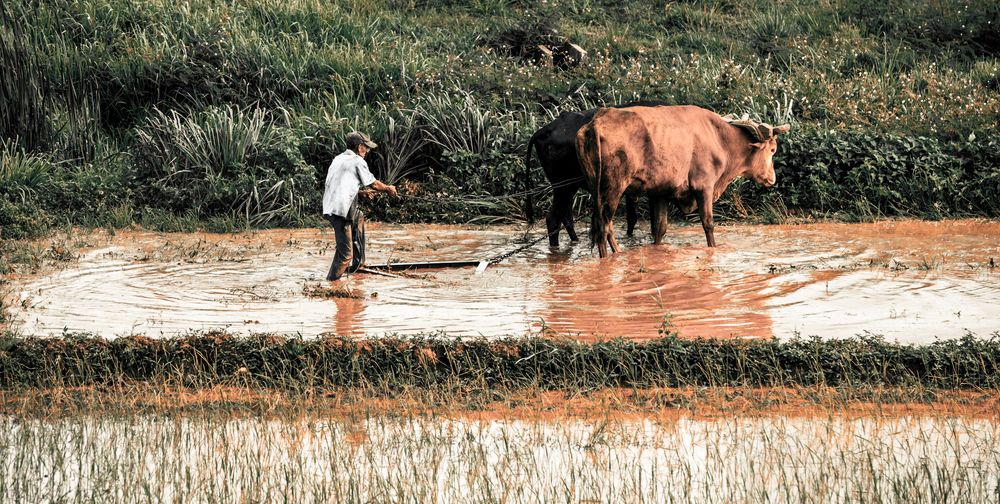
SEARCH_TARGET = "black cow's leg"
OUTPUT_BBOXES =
[650,195,669,245]
[696,190,716,247]
[591,204,608,258]
[545,212,560,248]
[563,213,579,242]
[625,193,638,237]
[547,186,575,247]
[649,196,660,242]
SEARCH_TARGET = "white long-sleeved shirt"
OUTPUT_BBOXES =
[322,149,376,218]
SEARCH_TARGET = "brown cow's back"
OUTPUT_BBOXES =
[595,106,738,197]
[578,104,786,256]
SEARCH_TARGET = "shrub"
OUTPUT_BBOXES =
[438,149,521,197]
[366,106,430,186]
[0,144,54,239]
[417,91,509,156]
[135,106,316,226]
[735,128,1000,219]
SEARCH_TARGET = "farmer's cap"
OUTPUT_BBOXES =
[346,131,378,149]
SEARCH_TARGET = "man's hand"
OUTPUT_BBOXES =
[371,180,398,197]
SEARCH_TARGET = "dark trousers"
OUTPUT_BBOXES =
[324,212,365,280]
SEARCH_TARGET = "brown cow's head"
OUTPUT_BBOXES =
[747,136,780,187]
[724,116,790,187]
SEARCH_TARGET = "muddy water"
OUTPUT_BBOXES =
[10,220,1000,342]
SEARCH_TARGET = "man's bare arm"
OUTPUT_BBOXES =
[369,180,398,197]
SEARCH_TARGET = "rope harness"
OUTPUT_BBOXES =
[366,177,588,268]
[484,229,556,266]
[394,176,585,205]
[485,206,590,266]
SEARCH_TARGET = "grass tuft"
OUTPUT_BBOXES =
[2,331,999,391]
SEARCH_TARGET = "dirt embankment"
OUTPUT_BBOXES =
[3,385,997,422]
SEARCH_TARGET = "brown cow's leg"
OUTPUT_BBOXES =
[595,198,621,258]
[650,195,669,245]
[597,227,609,258]
[602,192,623,255]
[697,190,716,247]
[608,221,621,253]
[625,193,638,237]
[598,222,614,257]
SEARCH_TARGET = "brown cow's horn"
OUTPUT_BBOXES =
[723,113,767,141]
[757,123,773,139]
[774,124,791,135]
[744,124,764,141]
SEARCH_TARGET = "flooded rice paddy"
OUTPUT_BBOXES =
[9,219,1000,342]
[3,413,997,502]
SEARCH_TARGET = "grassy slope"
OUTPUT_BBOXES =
[2,0,999,240]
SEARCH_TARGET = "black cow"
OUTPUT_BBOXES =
[524,102,668,246]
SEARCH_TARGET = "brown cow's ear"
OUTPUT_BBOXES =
[774,124,791,135]
[749,142,766,150]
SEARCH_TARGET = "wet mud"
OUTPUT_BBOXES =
[9,220,1000,342]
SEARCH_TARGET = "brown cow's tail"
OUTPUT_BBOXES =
[593,126,604,250]
[576,113,604,250]
[523,129,541,225]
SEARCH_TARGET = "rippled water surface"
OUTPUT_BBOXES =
[10,220,1000,341]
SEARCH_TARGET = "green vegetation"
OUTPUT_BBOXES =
[3,331,999,390]
[733,130,1000,221]
[2,0,999,240]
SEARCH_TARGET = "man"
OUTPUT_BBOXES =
[322,131,397,281]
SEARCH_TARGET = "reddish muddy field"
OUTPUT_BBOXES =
[9,219,999,342]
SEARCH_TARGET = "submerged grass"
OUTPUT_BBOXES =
[2,331,998,391]
[0,391,997,503]
[2,332,998,502]
[3,331,997,502]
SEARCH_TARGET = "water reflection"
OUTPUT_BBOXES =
[331,293,365,337]
[536,244,775,340]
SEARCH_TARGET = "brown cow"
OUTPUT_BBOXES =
[575,105,790,257]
